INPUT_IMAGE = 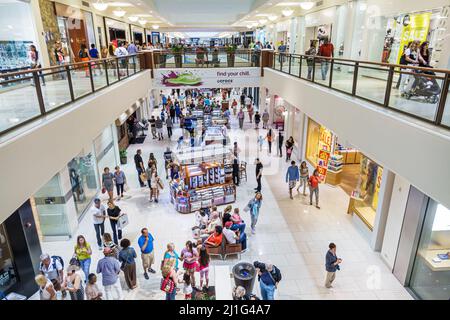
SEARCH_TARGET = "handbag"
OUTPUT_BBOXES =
[140,172,148,182]
[120,248,132,271]
[101,187,106,194]
[157,178,164,190]
[160,274,175,293]
[117,214,129,229]
[69,256,81,267]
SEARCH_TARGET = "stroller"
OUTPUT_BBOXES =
[404,69,441,104]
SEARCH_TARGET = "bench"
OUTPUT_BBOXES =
[205,235,243,260]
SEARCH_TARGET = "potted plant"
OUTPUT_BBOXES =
[226,44,237,67]
[119,149,127,165]
[171,44,184,68]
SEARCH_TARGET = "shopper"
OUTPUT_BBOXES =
[166,116,173,138]
[238,108,245,129]
[138,227,156,280]
[254,261,282,300]
[286,161,300,200]
[78,43,91,77]
[247,103,254,124]
[113,166,126,200]
[156,116,164,140]
[285,136,294,161]
[164,147,173,179]
[245,192,262,234]
[233,141,241,158]
[418,41,431,67]
[107,200,123,245]
[232,99,238,115]
[29,45,45,86]
[232,158,240,186]
[163,243,181,272]
[102,233,119,258]
[318,37,334,81]
[35,274,57,300]
[257,135,264,154]
[150,171,162,203]
[240,92,246,107]
[161,263,178,300]
[62,264,84,300]
[181,240,198,288]
[400,40,420,95]
[262,109,270,129]
[179,272,193,300]
[149,116,157,139]
[73,235,92,283]
[119,238,138,289]
[197,246,210,289]
[308,169,321,209]
[277,131,284,158]
[255,158,263,193]
[134,149,146,187]
[148,153,158,173]
[278,41,287,64]
[85,274,102,300]
[297,161,310,195]
[89,43,99,59]
[254,111,261,129]
[91,198,107,250]
[97,247,123,300]
[266,129,274,154]
[101,167,114,201]
[305,40,317,80]
[325,242,342,288]
[39,253,65,298]
[54,41,66,80]
[204,225,224,249]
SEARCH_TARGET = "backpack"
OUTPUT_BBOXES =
[268,265,282,284]
[40,255,64,271]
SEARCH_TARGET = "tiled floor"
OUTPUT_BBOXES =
[37,93,412,300]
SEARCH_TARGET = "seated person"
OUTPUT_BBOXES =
[233,286,259,300]
[204,226,223,248]
[224,221,247,251]
[222,212,232,226]
[199,211,222,240]
[194,210,208,229]
[223,205,233,215]
[230,208,246,235]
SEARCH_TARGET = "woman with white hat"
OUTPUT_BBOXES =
[62,264,85,300]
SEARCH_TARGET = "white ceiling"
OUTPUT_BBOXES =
[151,0,257,25]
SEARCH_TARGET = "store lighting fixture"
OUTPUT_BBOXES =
[282,8,294,17]
[268,15,278,21]
[259,19,268,24]
[247,24,253,29]
[300,2,314,10]
[113,7,126,17]
[152,24,160,30]
[138,19,147,26]
[92,0,108,11]
[128,16,139,22]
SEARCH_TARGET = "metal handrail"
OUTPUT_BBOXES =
[271,52,450,129]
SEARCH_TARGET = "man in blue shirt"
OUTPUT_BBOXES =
[127,41,138,54]
[325,242,342,288]
[286,161,300,199]
[97,247,123,300]
[89,44,99,59]
[254,261,282,300]
[278,41,287,63]
[138,227,155,279]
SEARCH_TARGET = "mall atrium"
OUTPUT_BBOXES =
[0,0,449,303]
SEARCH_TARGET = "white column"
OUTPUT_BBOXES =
[29,0,50,67]
[342,1,357,59]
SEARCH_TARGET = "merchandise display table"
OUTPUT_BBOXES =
[419,249,450,271]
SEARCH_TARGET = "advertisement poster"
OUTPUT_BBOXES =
[396,12,431,64]
[153,67,261,89]
[371,166,383,210]
[317,149,330,182]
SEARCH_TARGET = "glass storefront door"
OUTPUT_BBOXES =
[409,201,450,300]
[0,224,17,294]
[68,150,98,218]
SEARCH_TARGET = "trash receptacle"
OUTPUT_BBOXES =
[232,262,256,295]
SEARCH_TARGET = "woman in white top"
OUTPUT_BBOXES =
[150,171,161,203]
[35,274,57,300]
[400,40,420,95]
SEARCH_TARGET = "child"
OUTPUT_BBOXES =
[198,246,210,289]
[85,273,102,300]
[177,136,184,149]
[257,135,264,152]
[180,272,193,300]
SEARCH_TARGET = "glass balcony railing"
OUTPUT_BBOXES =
[0,53,144,136]
[152,48,260,68]
[271,53,450,129]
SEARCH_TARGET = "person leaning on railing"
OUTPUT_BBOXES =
[318,38,334,81]
[305,40,317,80]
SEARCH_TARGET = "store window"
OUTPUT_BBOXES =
[351,155,383,229]
[409,201,450,300]
[0,224,16,294]
[68,150,98,217]
[94,126,117,178]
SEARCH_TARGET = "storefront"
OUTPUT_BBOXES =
[94,125,119,181]
[54,3,96,63]
[408,201,450,300]
[304,118,384,231]
[303,6,339,55]
[106,18,130,46]
[0,0,39,70]
[1,201,41,298]
[131,25,144,45]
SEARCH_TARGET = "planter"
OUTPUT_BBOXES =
[120,156,127,165]
[227,53,235,67]
[174,54,182,68]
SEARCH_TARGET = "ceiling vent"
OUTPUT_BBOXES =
[82,1,90,7]
[316,1,324,7]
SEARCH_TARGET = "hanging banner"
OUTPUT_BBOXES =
[396,12,431,64]
[153,67,261,89]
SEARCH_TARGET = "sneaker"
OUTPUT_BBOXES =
[316,205,321,209]
[310,202,313,205]
[149,199,153,202]
[155,199,159,203]
[144,272,149,280]
[251,229,256,234]
[148,268,156,274]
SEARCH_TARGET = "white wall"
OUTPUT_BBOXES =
[0,1,37,41]
[381,175,411,270]
[0,70,152,223]
[262,68,450,211]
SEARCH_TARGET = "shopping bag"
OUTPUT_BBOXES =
[117,214,129,229]
[101,187,106,194]
[140,172,148,182]
[157,178,164,190]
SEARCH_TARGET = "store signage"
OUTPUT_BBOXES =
[153,67,261,89]
[317,126,332,182]
[372,166,383,210]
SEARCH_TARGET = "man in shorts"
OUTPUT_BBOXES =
[285,161,299,200]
